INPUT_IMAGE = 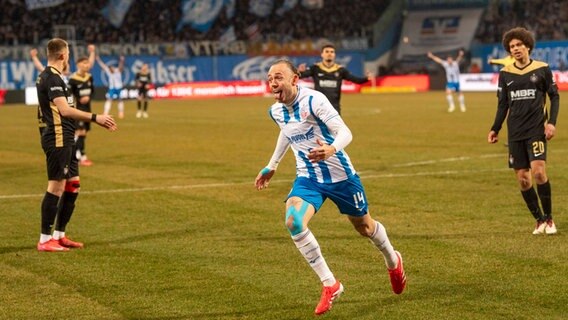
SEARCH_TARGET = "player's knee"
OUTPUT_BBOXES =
[533,169,547,183]
[285,202,309,236]
[65,179,80,193]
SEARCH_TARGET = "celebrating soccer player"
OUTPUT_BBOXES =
[255,59,406,315]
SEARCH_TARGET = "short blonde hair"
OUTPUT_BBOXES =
[47,38,68,61]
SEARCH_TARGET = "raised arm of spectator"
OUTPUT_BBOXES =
[29,48,45,72]
[87,45,96,69]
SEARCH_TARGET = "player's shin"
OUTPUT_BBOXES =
[521,188,544,221]
[40,192,60,240]
[292,229,335,286]
[54,180,80,236]
[537,181,552,220]
[369,221,398,269]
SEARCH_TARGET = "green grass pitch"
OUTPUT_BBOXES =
[1,91,567,319]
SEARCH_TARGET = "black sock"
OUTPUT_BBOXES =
[521,188,544,221]
[537,181,552,220]
[143,101,148,111]
[76,136,85,157]
[41,192,60,234]
[137,100,141,110]
[55,191,79,232]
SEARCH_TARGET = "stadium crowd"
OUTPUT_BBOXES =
[0,0,388,45]
[474,0,568,43]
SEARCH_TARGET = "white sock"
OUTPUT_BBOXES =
[39,234,52,243]
[459,94,466,110]
[292,229,336,286]
[118,101,124,113]
[369,221,398,269]
[103,100,112,114]
[52,230,65,240]
[446,94,455,110]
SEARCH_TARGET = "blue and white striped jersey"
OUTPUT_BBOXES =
[268,86,356,183]
[105,69,123,89]
[441,61,460,83]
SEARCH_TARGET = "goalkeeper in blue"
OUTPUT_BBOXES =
[255,59,406,316]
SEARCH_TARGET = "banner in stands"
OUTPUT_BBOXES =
[406,0,488,10]
[459,72,568,92]
[0,53,364,90]
[25,0,65,10]
[397,8,484,59]
[471,41,568,73]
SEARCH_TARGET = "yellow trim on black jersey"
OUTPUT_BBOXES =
[50,103,64,147]
[316,62,343,73]
[49,66,62,75]
[501,60,548,75]
[70,72,91,82]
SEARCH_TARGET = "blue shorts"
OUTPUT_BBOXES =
[107,88,122,100]
[446,81,460,92]
[287,175,368,217]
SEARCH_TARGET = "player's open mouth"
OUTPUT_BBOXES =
[273,90,283,100]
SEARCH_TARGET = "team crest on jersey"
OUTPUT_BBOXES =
[334,72,339,77]
[301,108,309,119]
[530,73,538,83]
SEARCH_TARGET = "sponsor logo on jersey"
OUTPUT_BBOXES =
[289,127,315,144]
[50,86,63,91]
[319,80,337,88]
[510,89,536,101]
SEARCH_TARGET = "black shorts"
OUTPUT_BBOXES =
[76,120,91,132]
[76,104,91,131]
[44,145,79,180]
[138,88,149,99]
[508,135,547,169]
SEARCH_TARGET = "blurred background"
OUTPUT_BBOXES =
[1,0,567,104]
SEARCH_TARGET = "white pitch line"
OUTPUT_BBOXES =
[0,167,509,200]
[393,153,503,167]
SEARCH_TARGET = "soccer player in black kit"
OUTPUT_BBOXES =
[69,45,96,166]
[298,44,371,114]
[36,38,117,252]
[487,27,559,235]
[135,63,152,118]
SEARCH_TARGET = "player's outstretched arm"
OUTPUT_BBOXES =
[96,56,109,72]
[118,56,125,72]
[255,131,290,190]
[427,51,443,64]
[87,45,96,69]
[53,96,117,131]
[30,49,45,72]
[456,50,465,63]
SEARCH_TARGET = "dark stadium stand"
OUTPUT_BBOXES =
[474,1,568,44]
[0,0,388,45]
